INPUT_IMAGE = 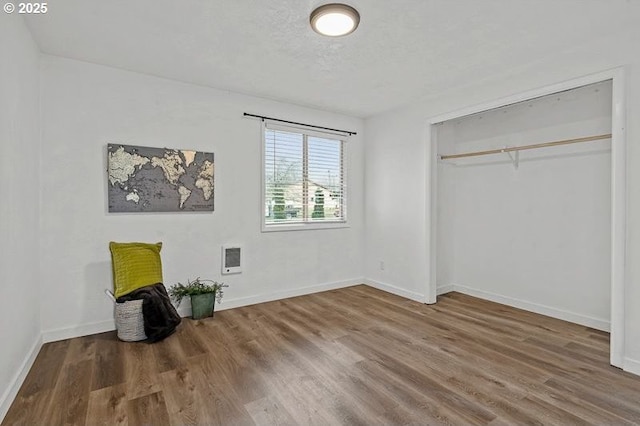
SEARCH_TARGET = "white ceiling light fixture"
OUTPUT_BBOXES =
[310,3,360,37]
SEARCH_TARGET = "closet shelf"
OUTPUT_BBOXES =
[439,133,612,161]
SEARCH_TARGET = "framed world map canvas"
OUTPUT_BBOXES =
[107,144,214,212]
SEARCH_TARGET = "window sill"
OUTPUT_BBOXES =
[261,221,349,233]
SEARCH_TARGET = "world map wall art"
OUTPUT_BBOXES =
[107,143,214,213]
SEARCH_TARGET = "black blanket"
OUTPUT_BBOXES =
[116,283,181,342]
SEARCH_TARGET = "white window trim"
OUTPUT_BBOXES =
[261,121,349,232]
[261,221,350,233]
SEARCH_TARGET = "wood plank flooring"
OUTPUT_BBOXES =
[4,285,640,425]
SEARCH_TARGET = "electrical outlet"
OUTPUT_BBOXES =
[379,261,385,271]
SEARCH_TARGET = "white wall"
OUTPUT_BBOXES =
[436,82,612,330]
[39,56,365,340]
[0,14,42,419]
[363,111,430,301]
[364,26,640,371]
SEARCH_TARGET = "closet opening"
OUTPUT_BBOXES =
[427,69,626,369]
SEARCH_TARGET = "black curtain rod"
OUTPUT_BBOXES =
[243,113,357,136]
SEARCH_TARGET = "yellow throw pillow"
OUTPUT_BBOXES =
[109,242,163,298]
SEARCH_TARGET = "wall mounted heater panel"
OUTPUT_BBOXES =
[222,245,242,274]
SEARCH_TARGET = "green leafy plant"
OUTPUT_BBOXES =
[273,185,286,220]
[168,277,228,306]
[312,188,325,219]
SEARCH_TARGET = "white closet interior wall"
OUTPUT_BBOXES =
[436,81,613,330]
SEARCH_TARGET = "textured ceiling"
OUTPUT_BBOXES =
[24,0,640,117]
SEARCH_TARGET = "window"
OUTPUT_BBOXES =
[263,123,347,230]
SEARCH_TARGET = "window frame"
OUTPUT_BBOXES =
[261,122,349,232]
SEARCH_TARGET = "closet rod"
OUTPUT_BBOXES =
[439,133,612,160]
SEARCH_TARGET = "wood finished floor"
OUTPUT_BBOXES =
[4,285,640,425]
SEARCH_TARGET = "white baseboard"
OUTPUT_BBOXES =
[0,334,43,423]
[211,277,364,312]
[449,283,610,332]
[43,278,365,340]
[42,318,116,343]
[39,281,611,336]
[437,285,454,295]
[624,357,640,377]
[363,279,427,303]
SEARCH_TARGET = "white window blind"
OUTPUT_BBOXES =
[264,124,346,228]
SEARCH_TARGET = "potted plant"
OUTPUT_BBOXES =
[168,277,228,320]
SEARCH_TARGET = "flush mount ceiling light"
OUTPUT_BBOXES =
[310,3,360,37]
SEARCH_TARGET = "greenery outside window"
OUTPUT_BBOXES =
[263,123,347,231]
